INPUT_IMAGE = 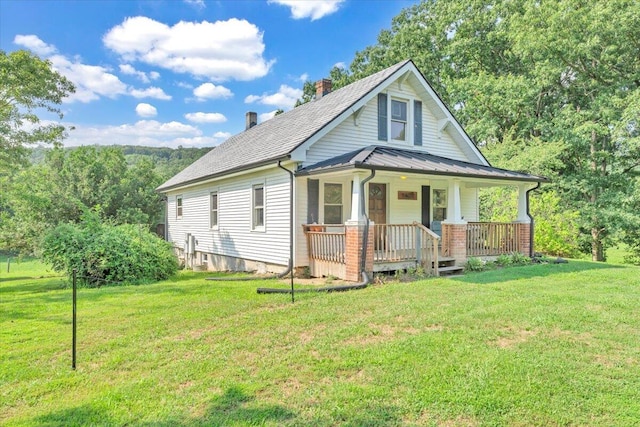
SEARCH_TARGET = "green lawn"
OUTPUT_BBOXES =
[1,257,639,426]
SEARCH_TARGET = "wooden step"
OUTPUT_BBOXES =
[438,265,465,276]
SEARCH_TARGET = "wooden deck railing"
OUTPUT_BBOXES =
[373,223,439,276]
[467,222,520,256]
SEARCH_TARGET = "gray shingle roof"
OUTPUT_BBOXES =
[157,60,411,192]
[297,145,549,183]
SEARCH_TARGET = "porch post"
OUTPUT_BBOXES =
[515,184,532,256]
[516,184,531,223]
[349,173,363,222]
[442,180,467,266]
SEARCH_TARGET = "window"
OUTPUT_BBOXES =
[391,99,407,141]
[176,196,183,219]
[202,253,208,265]
[252,184,265,229]
[210,192,218,228]
[433,189,447,221]
[323,183,343,224]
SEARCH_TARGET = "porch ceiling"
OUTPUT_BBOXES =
[296,145,549,183]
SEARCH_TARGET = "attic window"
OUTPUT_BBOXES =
[391,100,407,141]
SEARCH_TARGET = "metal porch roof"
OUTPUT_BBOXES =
[296,146,549,183]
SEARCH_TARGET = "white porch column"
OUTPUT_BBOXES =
[444,179,465,224]
[349,173,364,221]
[516,184,531,223]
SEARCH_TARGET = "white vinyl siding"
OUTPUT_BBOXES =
[304,80,468,166]
[166,167,291,266]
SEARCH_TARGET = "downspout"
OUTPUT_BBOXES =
[256,169,376,294]
[358,169,376,284]
[208,161,293,283]
[526,182,541,257]
[277,161,295,302]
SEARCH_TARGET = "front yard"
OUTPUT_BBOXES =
[1,257,639,426]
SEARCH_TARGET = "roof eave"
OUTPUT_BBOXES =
[157,155,292,193]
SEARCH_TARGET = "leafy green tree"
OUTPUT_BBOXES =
[335,0,640,261]
[294,81,317,107]
[0,50,75,173]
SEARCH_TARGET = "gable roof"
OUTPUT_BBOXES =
[297,145,548,183]
[157,60,411,192]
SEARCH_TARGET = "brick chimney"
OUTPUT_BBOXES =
[245,111,257,130]
[315,79,332,99]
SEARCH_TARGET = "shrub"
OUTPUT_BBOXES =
[510,252,532,265]
[42,212,178,286]
[465,257,485,272]
[495,254,512,267]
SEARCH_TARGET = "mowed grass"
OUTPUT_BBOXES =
[1,257,639,426]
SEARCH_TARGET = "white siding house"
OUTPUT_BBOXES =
[157,60,547,279]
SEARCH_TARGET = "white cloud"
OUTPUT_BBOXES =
[244,84,302,109]
[299,73,309,82]
[135,103,157,117]
[14,34,57,56]
[49,54,128,103]
[269,0,344,20]
[184,0,205,8]
[193,83,233,100]
[213,131,231,139]
[103,16,274,81]
[129,86,172,100]
[119,64,160,83]
[63,120,225,148]
[184,112,227,123]
[333,61,346,69]
[259,110,279,123]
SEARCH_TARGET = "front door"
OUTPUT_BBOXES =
[421,185,431,228]
[368,183,387,249]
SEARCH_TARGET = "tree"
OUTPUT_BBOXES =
[334,0,640,261]
[0,50,75,173]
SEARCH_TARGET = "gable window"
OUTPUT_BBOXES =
[210,191,218,229]
[391,99,407,141]
[252,184,265,230]
[323,183,343,224]
[176,196,183,219]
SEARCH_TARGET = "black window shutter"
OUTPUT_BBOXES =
[414,100,422,146]
[307,179,319,223]
[378,93,387,141]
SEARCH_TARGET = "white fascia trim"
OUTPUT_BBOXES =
[290,63,415,162]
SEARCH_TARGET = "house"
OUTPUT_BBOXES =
[157,60,547,280]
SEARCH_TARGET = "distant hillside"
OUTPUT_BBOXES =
[30,145,213,180]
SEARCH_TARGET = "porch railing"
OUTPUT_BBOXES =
[467,222,521,256]
[303,225,346,264]
[373,223,439,276]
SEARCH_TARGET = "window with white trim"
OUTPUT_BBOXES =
[252,184,265,230]
[176,196,183,219]
[433,189,447,221]
[391,99,408,141]
[210,191,218,229]
[323,183,343,224]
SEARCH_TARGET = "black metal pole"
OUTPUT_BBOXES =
[72,269,77,370]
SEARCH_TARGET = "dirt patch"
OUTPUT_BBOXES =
[493,327,537,349]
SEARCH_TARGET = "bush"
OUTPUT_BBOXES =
[465,257,485,272]
[42,212,178,286]
[509,252,532,265]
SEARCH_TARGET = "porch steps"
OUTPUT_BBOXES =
[437,256,464,277]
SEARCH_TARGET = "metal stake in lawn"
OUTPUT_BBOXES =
[72,269,77,370]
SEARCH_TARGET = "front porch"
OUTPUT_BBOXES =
[303,221,531,280]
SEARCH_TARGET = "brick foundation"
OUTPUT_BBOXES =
[345,221,374,282]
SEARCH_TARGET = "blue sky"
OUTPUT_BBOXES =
[1,0,416,148]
